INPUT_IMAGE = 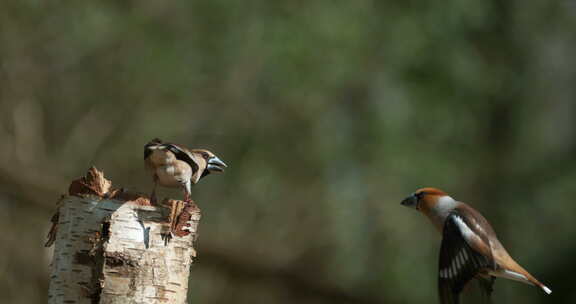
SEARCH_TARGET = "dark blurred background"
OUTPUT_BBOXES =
[1,0,575,303]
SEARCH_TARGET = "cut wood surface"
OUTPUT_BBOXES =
[46,167,200,304]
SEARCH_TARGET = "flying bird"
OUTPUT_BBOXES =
[401,187,551,303]
[144,138,227,204]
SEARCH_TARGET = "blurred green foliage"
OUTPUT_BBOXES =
[0,0,574,303]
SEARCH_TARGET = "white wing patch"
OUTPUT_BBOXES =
[452,215,483,245]
[440,248,470,278]
[439,215,479,279]
[458,249,466,267]
[461,248,469,261]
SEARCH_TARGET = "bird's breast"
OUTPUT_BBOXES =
[156,166,182,187]
[155,161,192,187]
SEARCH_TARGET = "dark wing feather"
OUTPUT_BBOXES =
[477,276,495,304]
[144,138,163,159]
[163,144,199,173]
[438,213,494,304]
[144,146,153,159]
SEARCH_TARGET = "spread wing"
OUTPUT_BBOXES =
[164,143,199,173]
[438,212,495,304]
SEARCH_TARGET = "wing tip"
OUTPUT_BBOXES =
[542,285,552,295]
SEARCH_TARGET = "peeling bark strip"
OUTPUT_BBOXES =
[47,168,201,304]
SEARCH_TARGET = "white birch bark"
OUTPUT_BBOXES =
[47,169,200,304]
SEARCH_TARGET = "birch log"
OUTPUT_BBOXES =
[46,167,201,304]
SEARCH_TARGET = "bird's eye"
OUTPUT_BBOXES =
[415,192,426,200]
[202,152,210,159]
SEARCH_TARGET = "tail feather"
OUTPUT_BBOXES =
[491,268,552,295]
[523,272,552,295]
[540,284,552,295]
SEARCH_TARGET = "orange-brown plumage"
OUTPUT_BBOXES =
[401,187,551,303]
[416,187,448,197]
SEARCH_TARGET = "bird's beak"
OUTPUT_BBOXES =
[401,194,418,209]
[207,156,227,172]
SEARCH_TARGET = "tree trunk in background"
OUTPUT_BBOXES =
[46,168,201,304]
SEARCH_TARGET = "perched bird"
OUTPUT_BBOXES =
[401,187,551,303]
[144,138,227,204]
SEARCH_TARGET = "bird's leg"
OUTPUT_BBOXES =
[183,180,192,204]
[150,175,158,205]
[183,189,191,203]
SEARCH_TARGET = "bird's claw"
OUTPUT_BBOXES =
[183,193,192,204]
